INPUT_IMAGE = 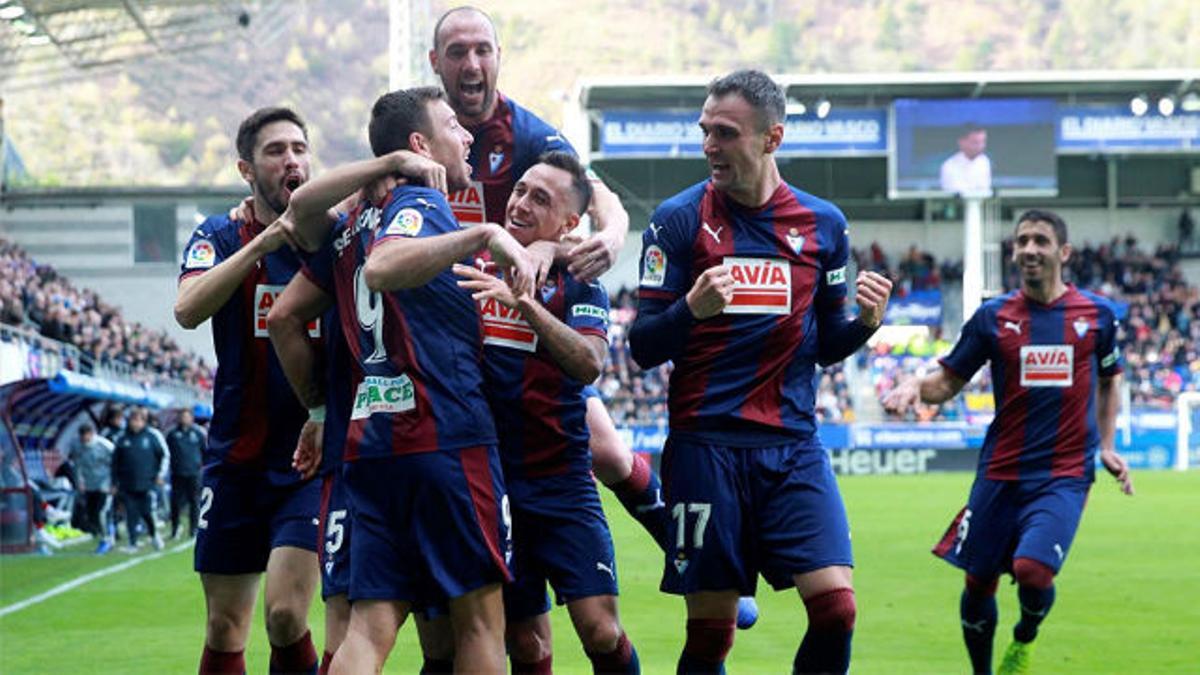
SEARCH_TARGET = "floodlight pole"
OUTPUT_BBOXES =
[389,0,432,89]
[962,195,986,322]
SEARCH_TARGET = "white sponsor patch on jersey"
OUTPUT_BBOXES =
[1020,345,1073,387]
[254,284,320,338]
[642,245,666,287]
[571,304,608,323]
[184,240,216,269]
[480,297,537,352]
[448,181,486,225]
[826,266,846,285]
[1101,347,1120,369]
[723,257,791,315]
[350,374,416,419]
[385,208,424,237]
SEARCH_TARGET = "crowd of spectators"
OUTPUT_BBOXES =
[853,242,962,296]
[0,239,212,389]
[597,288,854,426]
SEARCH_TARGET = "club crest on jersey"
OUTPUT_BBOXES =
[350,374,416,419]
[1073,318,1090,338]
[642,245,666,287]
[723,256,791,315]
[480,297,538,352]
[254,285,319,338]
[385,208,423,237]
[1019,345,1073,387]
[787,228,805,255]
[489,145,504,174]
[448,181,486,225]
[184,240,216,269]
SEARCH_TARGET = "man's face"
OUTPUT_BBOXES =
[128,414,146,433]
[179,411,194,427]
[430,11,500,124]
[421,99,475,192]
[1012,219,1070,290]
[959,130,987,160]
[241,120,310,217]
[80,429,94,444]
[699,93,778,202]
[505,163,578,247]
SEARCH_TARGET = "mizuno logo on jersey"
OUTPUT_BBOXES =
[723,257,791,315]
[350,374,416,419]
[254,285,320,338]
[448,181,486,225]
[642,245,666,287]
[480,297,537,352]
[1019,345,1073,387]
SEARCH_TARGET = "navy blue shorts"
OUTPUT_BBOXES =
[317,467,351,600]
[194,462,320,575]
[933,475,1091,579]
[344,446,512,606]
[504,472,619,621]
[659,437,853,596]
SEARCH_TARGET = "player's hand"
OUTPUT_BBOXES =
[454,264,519,308]
[228,196,254,222]
[1100,449,1134,495]
[484,225,536,300]
[881,379,920,416]
[292,420,323,480]
[525,240,557,289]
[686,265,734,319]
[361,174,404,207]
[389,151,448,195]
[855,271,893,329]
[256,214,301,254]
[567,229,622,283]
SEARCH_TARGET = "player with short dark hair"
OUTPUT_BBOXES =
[428,6,705,624]
[279,85,533,674]
[884,208,1133,675]
[628,68,893,674]
[174,105,320,675]
[454,150,639,673]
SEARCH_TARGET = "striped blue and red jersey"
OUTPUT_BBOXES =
[317,301,352,476]
[635,180,853,446]
[449,93,573,226]
[475,263,610,480]
[302,186,496,462]
[939,285,1123,482]
[179,212,309,478]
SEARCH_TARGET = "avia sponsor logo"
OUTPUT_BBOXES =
[480,297,537,352]
[642,245,666,287]
[448,181,486,225]
[722,256,791,315]
[254,285,319,338]
[1019,345,1074,387]
[350,374,416,419]
[334,206,382,255]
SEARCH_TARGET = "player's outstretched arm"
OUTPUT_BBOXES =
[882,367,967,415]
[174,219,299,329]
[266,273,333,480]
[568,181,629,283]
[1097,373,1134,495]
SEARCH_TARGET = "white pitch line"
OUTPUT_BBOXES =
[0,540,192,618]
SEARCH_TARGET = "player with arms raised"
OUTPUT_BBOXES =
[884,209,1133,675]
[629,69,893,674]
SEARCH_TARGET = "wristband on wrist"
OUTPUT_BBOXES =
[307,405,326,423]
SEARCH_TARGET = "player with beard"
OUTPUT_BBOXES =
[175,106,321,675]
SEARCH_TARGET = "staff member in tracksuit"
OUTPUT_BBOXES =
[112,407,167,551]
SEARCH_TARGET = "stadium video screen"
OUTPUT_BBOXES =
[890,98,1058,197]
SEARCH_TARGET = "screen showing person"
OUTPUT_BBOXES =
[940,124,991,194]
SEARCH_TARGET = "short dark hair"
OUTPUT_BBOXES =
[432,6,498,51]
[537,151,593,216]
[1015,209,1069,246]
[707,69,786,130]
[961,122,986,137]
[79,423,94,436]
[236,106,307,163]
[368,87,446,157]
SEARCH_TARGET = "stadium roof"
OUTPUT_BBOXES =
[0,0,289,91]
[576,69,1200,109]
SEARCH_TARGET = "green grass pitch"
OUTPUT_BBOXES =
[2,470,1197,673]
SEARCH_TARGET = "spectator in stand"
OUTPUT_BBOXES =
[112,407,167,552]
[99,406,125,442]
[166,408,206,539]
[69,423,116,554]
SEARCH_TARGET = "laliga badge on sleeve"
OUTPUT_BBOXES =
[184,240,217,269]
[642,245,666,287]
[385,208,424,237]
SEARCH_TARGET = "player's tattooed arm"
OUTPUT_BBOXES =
[1097,374,1134,495]
[567,180,629,283]
[174,220,299,329]
[288,151,448,251]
